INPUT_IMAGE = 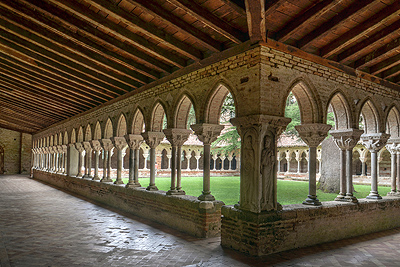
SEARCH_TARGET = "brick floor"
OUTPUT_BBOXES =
[1,175,400,267]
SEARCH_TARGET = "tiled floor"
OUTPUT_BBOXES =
[1,175,400,267]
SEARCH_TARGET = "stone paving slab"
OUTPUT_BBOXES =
[1,175,400,266]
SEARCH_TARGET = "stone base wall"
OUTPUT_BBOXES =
[221,198,400,256]
[33,170,223,238]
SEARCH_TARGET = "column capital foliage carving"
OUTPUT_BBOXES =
[100,139,114,151]
[163,128,191,147]
[190,123,224,145]
[111,137,128,151]
[90,140,102,152]
[231,115,291,137]
[361,133,390,152]
[330,129,363,150]
[75,142,85,152]
[295,123,332,148]
[141,131,165,148]
[83,141,93,152]
[124,134,144,150]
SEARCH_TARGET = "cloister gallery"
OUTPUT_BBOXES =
[1,0,400,259]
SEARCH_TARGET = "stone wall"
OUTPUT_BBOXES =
[221,198,400,256]
[33,170,223,238]
[0,127,31,174]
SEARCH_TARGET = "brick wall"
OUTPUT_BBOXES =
[0,127,32,174]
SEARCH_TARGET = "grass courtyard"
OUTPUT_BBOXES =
[122,176,392,206]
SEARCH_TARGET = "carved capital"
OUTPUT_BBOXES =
[141,131,165,149]
[83,141,92,152]
[386,142,398,155]
[330,129,363,151]
[90,140,102,152]
[124,134,144,150]
[361,133,390,153]
[75,142,85,153]
[111,136,128,151]
[61,145,67,153]
[163,128,191,147]
[56,145,64,153]
[295,123,331,148]
[190,123,224,145]
[100,139,114,151]
[231,114,291,137]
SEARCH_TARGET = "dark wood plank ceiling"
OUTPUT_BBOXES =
[0,0,400,133]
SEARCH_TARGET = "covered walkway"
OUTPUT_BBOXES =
[0,175,399,267]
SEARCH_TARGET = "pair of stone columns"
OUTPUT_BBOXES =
[385,139,400,197]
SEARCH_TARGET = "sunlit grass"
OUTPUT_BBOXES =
[122,176,391,206]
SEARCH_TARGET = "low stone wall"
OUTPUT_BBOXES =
[221,198,400,256]
[33,170,223,238]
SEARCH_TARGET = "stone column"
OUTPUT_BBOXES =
[166,154,172,170]
[100,139,114,183]
[212,154,218,170]
[163,129,191,195]
[331,129,363,203]
[75,143,84,178]
[386,140,400,196]
[195,155,201,170]
[295,151,302,173]
[296,124,332,206]
[62,145,67,174]
[90,140,102,180]
[142,151,149,170]
[220,155,226,170]
[185,153,192,171]
[231,115,290,212]
[285,153,291,173]
[111,137,128,185]
[191,123,224,201]
[397,145,400,196]
[361,133,390,199]
[227,155,233,170]
[124,134,144,188]
[142,132,165,191]
[83,142,93,179]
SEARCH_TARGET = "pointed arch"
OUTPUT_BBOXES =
[104,118,113,138]
[50,135,54,146]
[327,91,352,130]
[116,114,127,137]
[132,108,145,134]
[70,129,76,144]
[150,101,167,132]
[205,83,236,124]
[77,126,84,142]
[174,93,196,129]
[93,121,102,140]
[63,131,69,145]
[85,124,92,141]
[359,99,380,134]
[386,106,400,138]
[58,133,63,145]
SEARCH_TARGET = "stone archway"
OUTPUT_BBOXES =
[0,145,3,174]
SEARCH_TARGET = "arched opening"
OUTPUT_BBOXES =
[93,122,102,140]
[116,114,127,137]
[132,109,145,134]
[85,125,92,141]
[161,149,169,169]
[151,103,167,132]
[359,100,379,134]
[104,119,113,139]
[386,107,400,138]
[328,93,351,130]
[175,95,196,129]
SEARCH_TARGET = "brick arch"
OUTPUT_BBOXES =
[174,93,195,129]
[70,129,76,144]
[132,108,145,134]
[116,114,127,137]
[386,106,400,138]
[104,118,113,138]
[77,126,84,142]
[327,91,352,130]
[93,121,102,140]
[204,83,235,124]
[284,79,321,124]
[85,124,92,141]
[150,101,167,132]
[63,131,68,145]
[359,99,380,134]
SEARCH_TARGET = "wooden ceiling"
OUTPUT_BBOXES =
[0,0,400,133]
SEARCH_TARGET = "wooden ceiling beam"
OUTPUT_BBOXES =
[379,64,400,80]
[299,0,376,50]
[265,0,286,17]
[0,23,135,94]
[127,0,222,52]
[338,21,400,64]
[165,0,247,44]
[0,119,35,134]
[86,0,203,61]
[245,0,266,43]
[0,36,127,101]
[19,0,172,74]
[370,54,400,76]
[0,8,150,86]
[320,1,400,58]
[219,0,246,16]
[276,0,337,42]
[0,108,48,129]
[45,0,186,68]
[353,37,400,70]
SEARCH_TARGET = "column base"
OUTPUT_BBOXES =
[344,195,358,203]
[198,192,215,201]
[303,196,321,206]
[92,176,100,181]
[366,192,382,199]
[114,180,124,185]
[84,176,93,180]
[387,191,398,196]
[76,174,83,178]
[146,185,158,191]
[334,194,346,201]
[100,178,113,183]
[167,190,185,195]
[125,182,141,188]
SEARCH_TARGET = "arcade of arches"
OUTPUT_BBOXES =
[31,43,400,256]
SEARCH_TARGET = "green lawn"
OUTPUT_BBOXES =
[122,176,391,206]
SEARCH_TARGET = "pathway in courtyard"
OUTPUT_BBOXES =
[0,174,399,266]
